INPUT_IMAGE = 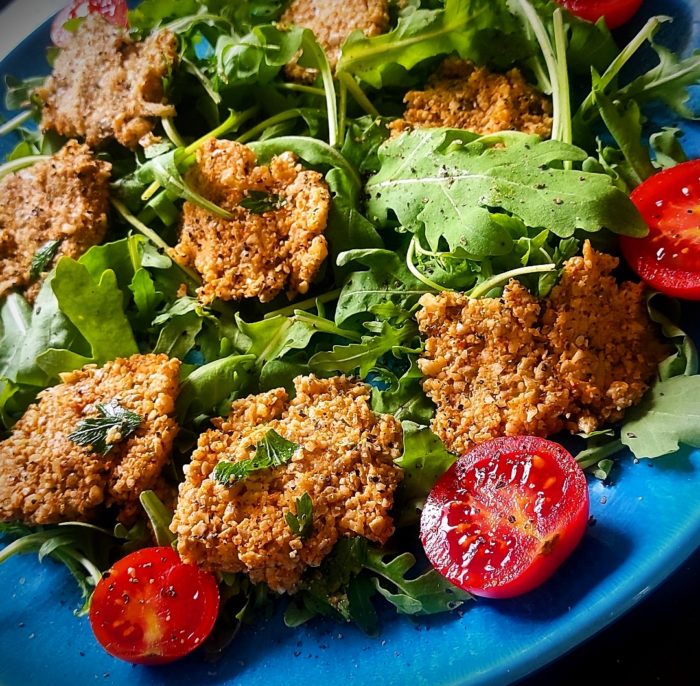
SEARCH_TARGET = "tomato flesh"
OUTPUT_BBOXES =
[420,437,589,599]
[620,159,700,300]
[51,0,129,47]
[555,0,643,28]
[89,547,220,664]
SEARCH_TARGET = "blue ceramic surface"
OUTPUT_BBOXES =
[1,2,699,685]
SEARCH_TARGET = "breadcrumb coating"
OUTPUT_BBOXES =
[390,58,553,138]
[281,0,390,78]
[172,375,403,593]
[0,140,111,301]
[37,14,178,149]
[171,139,330,304]
[0,354,181,525]
[417,242,667,455]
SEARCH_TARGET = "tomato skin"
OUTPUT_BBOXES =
[420,437,589,599]
[620,159,700,300]
[555,0,643,29]
[51,0,129,47]
[89,547,220,665]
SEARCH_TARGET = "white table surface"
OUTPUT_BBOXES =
[0,0,65,60]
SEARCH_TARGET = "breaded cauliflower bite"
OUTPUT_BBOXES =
[417,242,667,455]
[171,139,331,304]
[37,14,178,149]
[390,57,553,138]
[0,354,180,525]
[0,140,111,301]
[172,375,403,593]
[281,0,391,75]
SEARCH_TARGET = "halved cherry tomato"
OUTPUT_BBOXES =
[420,437,589,599]
[51,0,129,47]
[555,0,643,28]
[89,546,220,665]
[620,159,700,300]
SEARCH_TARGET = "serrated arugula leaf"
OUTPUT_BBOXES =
[370,357,434,424]
[309,321,416,378]
[364,548,471,615]
[337,0,519,88]
[366,130,648,245]
[213,429,299,485]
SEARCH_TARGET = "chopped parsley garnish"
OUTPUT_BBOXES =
[239,190,286,214]
[29,239,61,280]
[213,429,299,486]
[68,400,143,455]
[285,492,314,540]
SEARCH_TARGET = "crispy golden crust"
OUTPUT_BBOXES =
[171,375,403,593]
[0,354,181,525]
[37,14,178,149]
[417,242,667,454]
[390,58,553,138]
[171,139,330,304]
[281,0,390,78]
[0,140,111,301]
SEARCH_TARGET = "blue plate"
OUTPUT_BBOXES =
[1,2,699,685]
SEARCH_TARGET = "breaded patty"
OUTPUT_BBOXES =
[390,58,553,138]
[171,139,330,304]
[0,140,111,301]
[171,375,403,593]
[282,0,390,77]
[37,14,178,149]
[0,354,180,525]
[417,242,667,455]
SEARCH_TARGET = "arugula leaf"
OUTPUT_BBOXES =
[139,491,175,547]
[309,320,416,378]
[395,421,457,505]
[213,429,299,485]
[68,400,143,456]
[621,376,700,459]
[0,294,31,380]
[370,357,434,425]
[364,547,471,615]
[650,127,688,170]
[239,190,286,214]
[366,130,648,243]
[28,239,61,281]
[285,492,314,540]
[337,0,519,88]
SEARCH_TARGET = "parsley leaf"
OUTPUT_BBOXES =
[285,492,314,539]
[213,429,299,486]
[239,190,286,214]
[68,400,143,455]
[29,239,61,281]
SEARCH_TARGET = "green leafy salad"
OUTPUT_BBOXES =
[1,0,700,651]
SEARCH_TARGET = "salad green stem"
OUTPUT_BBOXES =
[110,197,201,286]
[277,83,326,97]
[552,9,572,148]
[576,439,624,470]
[162,11,232,34]
[236,109,307,144]
[469,263,556,299]
[301,32,339,147]
[293,311,362,341]
[0,154,50,181]
[264,288,342,319]
[576,17,666,124]
[338,72,380,118]
[338,77,349,145]
[162,117,186,148]
[406,237,450,293]
[0,109,33,137]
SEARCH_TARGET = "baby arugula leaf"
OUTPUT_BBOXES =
[68,400,143,456]
[366,129,648,245]
[214,429,300,485]
[370,357,434,425]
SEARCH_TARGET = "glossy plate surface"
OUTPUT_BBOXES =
[1,2,699,685]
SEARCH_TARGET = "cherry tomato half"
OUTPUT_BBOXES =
[555,0,643,29]
[620,159,700,300]
[420,437,589,599]
[51,0,129,47]
[89,546,220,664]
